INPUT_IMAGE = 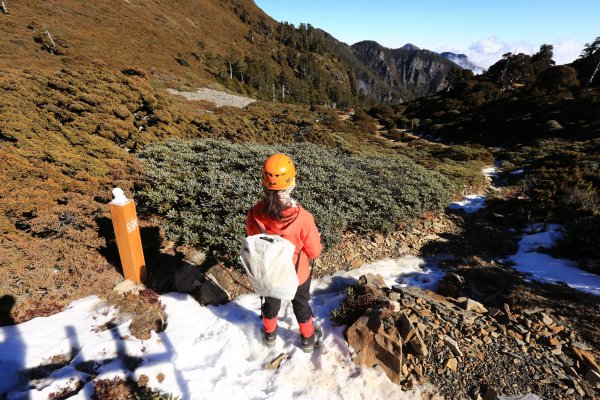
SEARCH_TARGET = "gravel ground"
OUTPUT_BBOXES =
[165,88,256,108]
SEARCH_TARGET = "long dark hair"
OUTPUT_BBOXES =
[262,188,289,220]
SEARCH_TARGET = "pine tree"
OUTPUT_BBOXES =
[531,44,555,75]
[579,36,600,88]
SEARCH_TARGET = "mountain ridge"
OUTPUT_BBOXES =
[350,40,458,101]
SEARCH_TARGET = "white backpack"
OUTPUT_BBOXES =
[240,235,299,300]
[239,209,301,301]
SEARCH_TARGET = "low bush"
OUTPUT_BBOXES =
[330,284,390,326]
[558,214,600,259]
[138,139,453,265]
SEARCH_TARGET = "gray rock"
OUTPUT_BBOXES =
[175,263,204,293]
[198,277,229,306]
[571,341,591,351]
[540,312,553,326]
[358,273,388,289]
[185,249,206,266]
[463,298,488,314]
[443,335,463,357]
[498,395,542,400]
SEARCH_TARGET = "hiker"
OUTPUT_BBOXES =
[246,153,323,353]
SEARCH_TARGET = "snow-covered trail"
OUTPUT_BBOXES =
[449,166,600,297]
[0,257,442,400]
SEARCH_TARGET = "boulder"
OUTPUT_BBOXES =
[174,262,204,293]
[347,309,403,384]
[197,275,229,306]
[358,273,388,289]
[463,298,488,314]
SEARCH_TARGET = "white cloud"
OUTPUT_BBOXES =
[438,36,585,72]
[553,38,582,65]
[466,36,535,69]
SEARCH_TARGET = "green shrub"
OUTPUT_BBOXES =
[546,119,563,132]
[558,214,600,259]
[138,139,453,265]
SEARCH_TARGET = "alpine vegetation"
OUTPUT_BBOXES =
[138,139,453,264]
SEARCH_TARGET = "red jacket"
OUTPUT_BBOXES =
[246,201,322,285]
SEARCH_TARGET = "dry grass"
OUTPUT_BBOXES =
[0,0,261,80]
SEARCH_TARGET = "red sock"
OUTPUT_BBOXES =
[298,316,314,338]
[263,316,278,333]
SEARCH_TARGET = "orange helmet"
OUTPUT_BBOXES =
[262,153,296,190]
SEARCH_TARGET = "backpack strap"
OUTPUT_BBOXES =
[250,207,267,234]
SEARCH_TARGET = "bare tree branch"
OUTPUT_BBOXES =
[43,25,57,54]
[587,57,600,89]
[1,0,9,15]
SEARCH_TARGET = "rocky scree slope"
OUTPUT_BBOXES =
[340,275,600,399]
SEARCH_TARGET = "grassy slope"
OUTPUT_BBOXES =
[1,0,251,75]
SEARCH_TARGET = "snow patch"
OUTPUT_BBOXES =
[0,257,442,399]
[448,194,487,214]
[510,224,600,296]
[482,167,498,178]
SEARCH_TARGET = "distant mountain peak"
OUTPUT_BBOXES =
[440,52,484,74]
[401,43,420,51]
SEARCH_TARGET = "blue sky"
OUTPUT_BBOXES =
[254,0,599,68]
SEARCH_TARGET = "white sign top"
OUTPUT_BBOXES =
[110,187,131,205]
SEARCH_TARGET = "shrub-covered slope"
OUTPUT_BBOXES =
[138,139,454,264]
[397,41,600,145]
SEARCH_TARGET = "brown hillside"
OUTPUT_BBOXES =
[1,0,269,81]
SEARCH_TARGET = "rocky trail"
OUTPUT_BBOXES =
[342,272,599,399]
[330,165,600,399]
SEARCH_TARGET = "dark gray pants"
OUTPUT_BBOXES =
[262,276,312,323]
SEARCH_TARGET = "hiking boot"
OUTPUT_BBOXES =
[264,330,277,348]
[300,326,322,353]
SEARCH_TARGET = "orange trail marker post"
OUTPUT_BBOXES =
[110,188,146,283]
